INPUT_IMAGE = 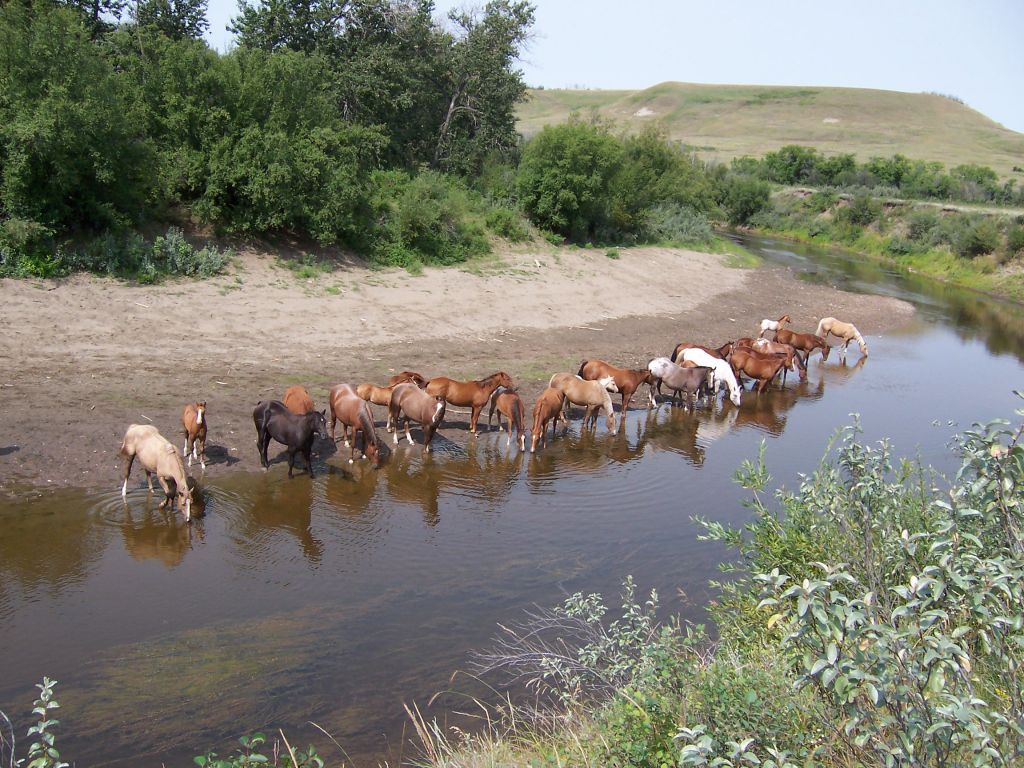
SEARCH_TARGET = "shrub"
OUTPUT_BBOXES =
[641,203,714,245]
[0,218,60,277]
[720,176,771,226]
[836,193,880,226]
[955,217,1001,258]
[1006,224,1024,255]
[484,206,530,242]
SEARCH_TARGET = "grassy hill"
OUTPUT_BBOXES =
[516,82,1024,178]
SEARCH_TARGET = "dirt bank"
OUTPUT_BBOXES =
[0,244,913,496]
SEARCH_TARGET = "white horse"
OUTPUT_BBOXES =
[815,317,868,360]
[759,314,791,338]
[679,348,743,406]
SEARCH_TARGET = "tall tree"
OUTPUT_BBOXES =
[133,0,210,39]
[433,0,534,175]
[55,0,127,37]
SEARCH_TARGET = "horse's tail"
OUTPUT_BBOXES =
[815,318,828,338]
[512,396,524,435]
[576,360,588,378]
[669,345,680,363]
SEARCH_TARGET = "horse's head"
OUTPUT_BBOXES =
[820,343,831,361]
[312,409,329,440]
[178,477,195,522]
[195,401,207,425]
[496,371,514,389]
[432,396,446,424]
[598,376,619,393]
[728,383,742,407]
[779,314,791,325]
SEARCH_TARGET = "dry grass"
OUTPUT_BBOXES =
[516,82,1024,177]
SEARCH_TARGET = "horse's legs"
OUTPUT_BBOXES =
[304,444,315,478]
[157,474,173,508]
[423,425,435,452]
[121,453,135,496]
[198,436,206,470]
[145,470,155,493]
[257,430,270,469]
[286,447,296,478]
[469,405,482,434]
[329,410,338,442]
[349,427,357,464]
[405,419,414,445]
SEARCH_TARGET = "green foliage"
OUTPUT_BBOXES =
[0,678,69,768]
[605,248,619,259]
[836,193,881,226]
[762,144,819,185]
[641,203,714,245]
[1007,224,1024,255]
[133,0,210,40]
[194,732,325,767]
[365,170,490,269]
[955,217,1002,258]
[484,206,530,242]
[719,176,771,226]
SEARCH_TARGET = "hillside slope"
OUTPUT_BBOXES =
[516,82,1024,177]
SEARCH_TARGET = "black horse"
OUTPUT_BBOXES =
[253,400,328,477]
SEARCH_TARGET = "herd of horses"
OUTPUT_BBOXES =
[118,315,869,521]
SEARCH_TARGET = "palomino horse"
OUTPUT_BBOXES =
[577,359,657,417]
[530,386,567,453]
[774,328,831,363]
[283,385,315,414]
[329,383,386,467]
[389,382,446,452]
[181,401,207,469]
[120,424,194,521]
[731,348,790,394]
[678,348,743,406]
[356,382,399,432]
[487,388,526,451]
[759,314,791,338]
[815,317,869,359]
[548,373,618,432]
[647,357,713,408]
[388,371,427,388]
[426,371,514,434]
[253,400,328,478]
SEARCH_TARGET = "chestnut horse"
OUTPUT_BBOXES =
[759,314,791,338]
[577,359,657,417]
[736,337,806,382]
[530,387,566,453]
[647,357,712,408]
[731,348,790,393]
[283,385,315,414]
[389,382,446,452]
[253,400,328,478]
[329,383,385,467]
[774,328,831,363]
[388,371,427,388]
[487,388,526,451]
[356,382,398,432]
[120,424,193,521]
[181,401,207,469]
[815,317,869,359]
[548,373,617,432]
[426,371,514,434]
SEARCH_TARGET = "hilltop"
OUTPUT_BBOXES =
[516,82,1024,177]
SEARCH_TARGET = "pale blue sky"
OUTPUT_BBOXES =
[203,0,1024,133]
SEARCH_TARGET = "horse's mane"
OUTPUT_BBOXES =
[358,403,378,445]
[478,371,508,386]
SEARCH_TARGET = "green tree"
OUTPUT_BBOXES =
[133,0,210,39]
[763,144,819,185]
[517,118,623,240]
[719,175,771,226]
[433,0,535,175]
[55,0,127,37]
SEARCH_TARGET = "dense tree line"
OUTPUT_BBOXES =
[0,0,536,275]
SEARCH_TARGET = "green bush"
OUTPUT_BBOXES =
[1007,224,1024,255]
[0,218,60,277]
[640,203,714,245]
[720,176,771,226]
[485,206,530,242]
[955,217,1001,258]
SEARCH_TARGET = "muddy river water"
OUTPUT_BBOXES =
[2,235,1023,765]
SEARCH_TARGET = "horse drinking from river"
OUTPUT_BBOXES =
[488,388,526,451]
[548,373,618,432]
[577,359,657,419]
[678,348,743,406]
[253,400,328,478]
[773,328,831,363]
[530,387,567,453]
[120,424,194,521]
[329,383,386,467]
[815,317,869,360]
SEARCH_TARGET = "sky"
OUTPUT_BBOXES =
[203,0,1024,134]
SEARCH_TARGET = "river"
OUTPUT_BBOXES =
[1,235,1022,765]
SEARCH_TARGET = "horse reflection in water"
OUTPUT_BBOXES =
[526,418,650,492]
[386,439,523,527]
[121,496,205,569]
[239,472,324,565]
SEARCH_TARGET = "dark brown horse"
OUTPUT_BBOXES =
[731,348,790,393]
[426,371,514,434]
[488,388,526,451]
[577,359,657,417]
[181,401,207,469]
[388,371,428,388]
[282,385,315,414]
[329,383,386,467]
[530,387,566,453]
[774,328,831,363]
[253,400,328,477]
[389,382,446,452]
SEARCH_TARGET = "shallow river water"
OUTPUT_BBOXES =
[2,235,1023,766]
